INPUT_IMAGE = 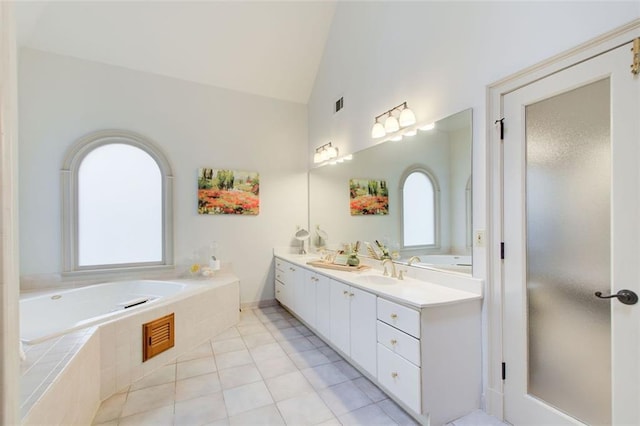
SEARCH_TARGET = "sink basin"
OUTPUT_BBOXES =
[356,274,397,285]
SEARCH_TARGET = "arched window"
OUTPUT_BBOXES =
[62,130,173,273]
[401,168,439,248]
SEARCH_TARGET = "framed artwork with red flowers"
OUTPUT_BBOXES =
[198,168,260,215]
[349,178,389,215]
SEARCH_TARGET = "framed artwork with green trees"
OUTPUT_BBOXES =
[349,178,389,215]
[198,168,260,215]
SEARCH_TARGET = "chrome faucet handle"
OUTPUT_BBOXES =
[398,269,407,280]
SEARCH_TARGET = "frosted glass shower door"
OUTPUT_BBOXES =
[503,41,640,426]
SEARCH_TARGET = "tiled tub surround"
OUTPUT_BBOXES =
[20,273,240,425]
[20,327,98,421]
[274,251,483,426]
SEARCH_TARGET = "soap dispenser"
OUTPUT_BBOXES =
[208,242,221,271]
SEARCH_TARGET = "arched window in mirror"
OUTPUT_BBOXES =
[62,130,174,273]
[401,168,439,248]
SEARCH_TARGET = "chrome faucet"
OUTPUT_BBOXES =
[396,256,420,280]
[407,256,421,266]
[382,258,397,278]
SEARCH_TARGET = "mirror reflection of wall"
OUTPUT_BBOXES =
[309,108,472,272]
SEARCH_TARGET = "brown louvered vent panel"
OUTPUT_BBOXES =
[142,313,175,362]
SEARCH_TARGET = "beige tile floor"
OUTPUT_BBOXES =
[92,304,421,425]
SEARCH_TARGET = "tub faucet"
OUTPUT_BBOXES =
[382,258,397,278]
[407,256,421,266]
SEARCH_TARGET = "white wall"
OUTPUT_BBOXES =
[18,48,309,304]
[308,0,639,415]
[308,0,638,267]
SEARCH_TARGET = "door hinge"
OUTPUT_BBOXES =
[495,118,505,140]
[631,38,640,75]
[500,242,505,260]
[502,362,506,380]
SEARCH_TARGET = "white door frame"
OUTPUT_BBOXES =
[0,1,21,425]
[485,19,640,420]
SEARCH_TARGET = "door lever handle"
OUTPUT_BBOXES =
[595,289,638,305]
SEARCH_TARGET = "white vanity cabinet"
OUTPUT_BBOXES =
[329,280,377,377]
[375,298,482,425]
[273,254,482,426]
[274,258,292,308]
[274,259,302,310]
[376,298,422,413]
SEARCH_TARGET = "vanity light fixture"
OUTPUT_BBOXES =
[313,142,339,164]
[371,102,416,139]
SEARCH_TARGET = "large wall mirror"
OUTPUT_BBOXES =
[309,108,472,274]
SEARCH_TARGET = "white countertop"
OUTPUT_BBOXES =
[275,252,482,309]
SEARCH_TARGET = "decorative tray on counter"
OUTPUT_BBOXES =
[306,260,371,272]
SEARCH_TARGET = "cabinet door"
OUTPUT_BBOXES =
[288,263,303,315]
[330,280,351,356]
[298,270,318,328]
[350,288,377,377]
[315,275,331,339]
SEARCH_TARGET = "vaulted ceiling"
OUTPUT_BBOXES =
[14,1,337,104]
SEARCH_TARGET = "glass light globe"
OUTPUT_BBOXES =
[327,146,338,159]
[399,107,416,127]
[371,121,386,138]
[384,115,400,133]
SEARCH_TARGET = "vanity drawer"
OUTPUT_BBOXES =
[275,270,285,283]
[377,320,420,366]
[377,298,420,338]
[377,343,421,413]
[275,281,285,300]
[275,258,284,271]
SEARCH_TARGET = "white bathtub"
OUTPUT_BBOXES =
[398,255,472,274]
[20,280,191,344]
[417,255,471,266]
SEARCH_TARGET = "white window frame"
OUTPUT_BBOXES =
[399,166,440,250]
[61,130,174,275]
